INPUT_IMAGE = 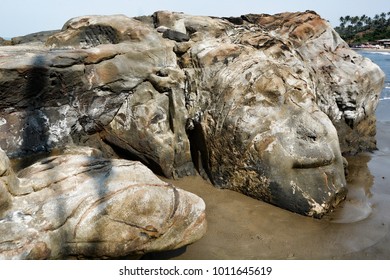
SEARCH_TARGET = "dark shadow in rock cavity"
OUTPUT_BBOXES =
[21,55,49,157]
[103,138,166,177]
[187,121,214,184]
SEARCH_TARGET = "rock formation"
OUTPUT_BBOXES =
[0,146,206,259]
[0,11,385,221]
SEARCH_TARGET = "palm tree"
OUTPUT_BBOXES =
[351,16,359,24]
[356,20,363,31]
[360,14,369,28]
[335,12,390,44]
[373,14,380,28]
[365,17,372,28]
[376,12,387,28]
[338,16,345,29]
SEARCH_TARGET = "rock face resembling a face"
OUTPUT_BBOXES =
[188,43,347,217]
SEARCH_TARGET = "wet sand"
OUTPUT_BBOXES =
[145,120,390,260]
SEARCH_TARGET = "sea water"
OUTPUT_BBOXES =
[357,50,390,121]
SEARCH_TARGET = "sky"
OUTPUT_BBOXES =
[0,0,389,38]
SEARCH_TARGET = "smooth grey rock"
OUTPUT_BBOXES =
[11,30,60,45]
[0,147,206,259]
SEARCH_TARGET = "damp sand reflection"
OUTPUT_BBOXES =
[147,135,390,259]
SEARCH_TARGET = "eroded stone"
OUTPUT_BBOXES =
[0,11,385,218]
[0,147,206,259]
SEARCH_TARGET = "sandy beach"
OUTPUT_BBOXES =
[141,119,390,260]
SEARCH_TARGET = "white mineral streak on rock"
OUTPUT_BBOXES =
[291,181,326,216]
[0,118,6,126]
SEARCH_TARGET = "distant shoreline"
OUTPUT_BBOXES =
[352,47,390,53]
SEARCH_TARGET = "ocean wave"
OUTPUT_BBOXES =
[380,97,390,101]
[368,51,390,56]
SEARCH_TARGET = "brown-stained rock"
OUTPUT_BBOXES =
[0,11,385,218]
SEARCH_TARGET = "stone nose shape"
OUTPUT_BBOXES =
[291,123,336,169]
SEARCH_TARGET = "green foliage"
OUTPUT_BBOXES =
[335,12,390,45]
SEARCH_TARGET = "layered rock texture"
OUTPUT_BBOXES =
[0,10,385,229]
[0,147,206,259]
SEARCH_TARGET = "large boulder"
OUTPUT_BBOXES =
[185,40,348,216]
[0,147,206,259]
[0,11,384,217]
[242,12,384,154]
[0,15,194,178]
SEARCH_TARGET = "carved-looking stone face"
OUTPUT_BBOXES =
[192,42,347,217]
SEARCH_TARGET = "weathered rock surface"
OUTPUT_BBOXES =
[244,12,384,154]
[0,147,206,259]
[0,11,385,217]
[11,30,60,45]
